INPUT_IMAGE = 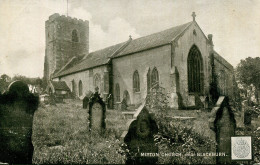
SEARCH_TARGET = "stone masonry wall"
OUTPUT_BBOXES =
[172,23,211,107]
[44,13,89,81]
[112,45,172,105]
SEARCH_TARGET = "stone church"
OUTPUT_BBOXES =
[44,12,234,109]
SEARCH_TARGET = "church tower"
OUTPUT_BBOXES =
[44,13,89,82]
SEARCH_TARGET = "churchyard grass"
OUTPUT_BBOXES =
[32,99,126,164]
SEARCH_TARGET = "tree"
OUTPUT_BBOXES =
[0,74,11,93]
[236,57,260,104]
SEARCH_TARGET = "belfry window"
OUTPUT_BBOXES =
[72,29,79,42]
[187,45,204,93]
[133,70,140,92]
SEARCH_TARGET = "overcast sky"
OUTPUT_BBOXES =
[0,0,259,77]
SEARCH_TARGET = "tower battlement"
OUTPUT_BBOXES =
[47,13,89,25]
[44,13,89,83]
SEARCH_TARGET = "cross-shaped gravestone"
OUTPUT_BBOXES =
[121,104,158,165]
[88,89,106,134]
[0,81,39,164]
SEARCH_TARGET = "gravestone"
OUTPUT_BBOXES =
[88,88,106,134]
[83,96,89,109]
[209,96,236,164]
[121,104,158,165]
[0,81,39,164]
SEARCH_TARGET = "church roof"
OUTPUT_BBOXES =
[51,81,70,91]
[54,21,193,78]
[114,21,193,57]
[54,41,128,77]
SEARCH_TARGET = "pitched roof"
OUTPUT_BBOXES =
[51,81,70,91]
[114,21,193,57]
[213,51,233,71]
[54,41,128,77]
[55,21,193,78]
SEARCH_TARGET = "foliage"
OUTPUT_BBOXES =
[236,57,260,103]
[33,99,126,164]
[12,74,42,86]
[145,85,215,164]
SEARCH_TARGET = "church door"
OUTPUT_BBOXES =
[187,45,204,94]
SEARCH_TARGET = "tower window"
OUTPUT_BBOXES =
[72,29,79,42]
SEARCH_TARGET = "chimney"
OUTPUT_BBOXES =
[208,34,214,46]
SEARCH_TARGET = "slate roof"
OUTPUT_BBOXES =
[213,51,234,71]
[51,81,70,91]
[114,21,193,57]
[54,41,128,77]
[54,21,194,78]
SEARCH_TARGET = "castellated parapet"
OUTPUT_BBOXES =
[44,13,89,82]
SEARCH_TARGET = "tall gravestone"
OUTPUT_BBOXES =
[121,104,158,165]
[88,88,106,134]
[209,96,236,164]
[0,81,39,164]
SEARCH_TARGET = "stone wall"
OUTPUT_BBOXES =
[44,13,89,82]
[173,23,211,107]
[112,45,172,105]
[59,65,108,99]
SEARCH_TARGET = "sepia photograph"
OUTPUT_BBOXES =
[0,0,259,164]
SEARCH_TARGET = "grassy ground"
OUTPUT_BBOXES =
[32,99,126,164]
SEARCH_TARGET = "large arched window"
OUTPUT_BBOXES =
[187,45,204,93]
[133,70,140,92]
[115,83,120,102]
[78,80,83,97]
[94,73,101,92]
[151,67,159,88]
[72,29,79,42]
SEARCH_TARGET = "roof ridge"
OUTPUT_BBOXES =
[131,21,193,42]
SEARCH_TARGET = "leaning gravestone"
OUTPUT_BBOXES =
[88,88,106,134]
[0,81,39,164]
[121,103,158,165]
[209,96,236,164]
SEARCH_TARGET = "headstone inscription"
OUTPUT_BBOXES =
[122,104,158,165]
[209,96,236,164]
[0,81,39,164]
[88,88,106,134]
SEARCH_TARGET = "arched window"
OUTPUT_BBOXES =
[151,67,159,88]
[71,80,76,95]
[78,80,83,97]
[115,83,120,102]
[72,29,79,42]
[94,73,101,92]
[133,70,140,92]
[187,45,204,93]
[147,68,151,93]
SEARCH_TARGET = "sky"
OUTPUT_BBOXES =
[0,0,259,78]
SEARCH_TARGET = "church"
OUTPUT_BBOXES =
[44,12,234,109]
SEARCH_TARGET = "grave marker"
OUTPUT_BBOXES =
[0,81,39,164]
[88,87,106,134]
[209,96,236,164]
[121,103,158,165]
